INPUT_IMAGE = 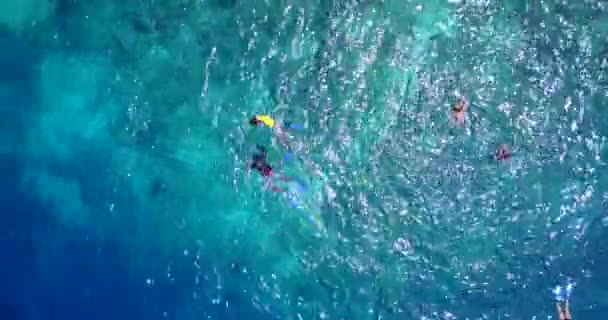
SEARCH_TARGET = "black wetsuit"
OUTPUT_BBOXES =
[251,145,273,176]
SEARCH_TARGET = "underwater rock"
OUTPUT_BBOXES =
[149,177,168,197]
[131,14,156,34]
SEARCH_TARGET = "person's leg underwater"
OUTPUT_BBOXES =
[564,301,572,320]
[555,302,566,320]
[553,283,574,320]
[284,121,305,130]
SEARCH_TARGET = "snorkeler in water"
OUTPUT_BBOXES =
[249,114,305,146]
[250,145,292,192]
[554,282,574,320]
[495,144,512,161]
[451,96,469,126]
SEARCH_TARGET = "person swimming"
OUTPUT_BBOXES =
[250,145,326,233]
[554,282,574,320]
[249,114,304,145]
[251,144,273,176]
[451,96,469,126]
[495,144,512,161]
[250,145,291,192]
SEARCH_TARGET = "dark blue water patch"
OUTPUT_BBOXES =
[0,154,48,319]
[0,148,279,319]
[0,31,42,108]
[0,161,102,319]
[0,170,159,320]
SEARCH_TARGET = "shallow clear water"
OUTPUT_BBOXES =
[2,0,608,319]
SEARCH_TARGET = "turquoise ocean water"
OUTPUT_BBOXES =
[2,0,608,318]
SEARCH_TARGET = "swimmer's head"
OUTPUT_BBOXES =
[452,99,466,112]
[249,116,262,126]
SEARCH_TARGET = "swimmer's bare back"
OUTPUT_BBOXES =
[274,125,292,146]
